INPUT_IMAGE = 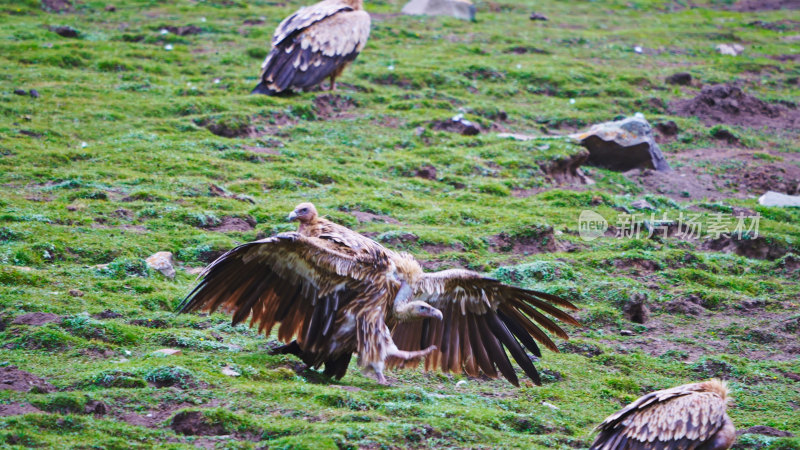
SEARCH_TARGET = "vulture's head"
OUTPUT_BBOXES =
[287,202,318,223]
[396,300,443,321]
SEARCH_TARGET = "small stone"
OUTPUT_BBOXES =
[13,89,27,96]
[716,43,744,56]
[29,89,40,98]
[620,330,634,336]
[146,251,176,279]
[758,191,800,207]
[529,12,548,21]
[221,366,240,377]
[455,380,468,388]
[541,401,559,410]
[68,289,84,297]
[631,199,656,211]
[153,349,182,356]
[401,0,476,21]
[105,4,116,11]
[665,72,692,86]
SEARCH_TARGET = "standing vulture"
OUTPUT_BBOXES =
[178,203,580,386]
[251,0,370,95]
[591,379,735,450]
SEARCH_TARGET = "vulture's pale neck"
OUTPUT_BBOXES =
[297,216,320,234]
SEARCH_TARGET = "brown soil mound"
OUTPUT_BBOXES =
[731,0,800,11]
[0,403,42,417]
[669,84,799,129]
[0,366,55,393]
[170,411,226,436]
[206,216,255,233]
[12,312,62,326]
[488,225,557,254]
[313,94,356,119]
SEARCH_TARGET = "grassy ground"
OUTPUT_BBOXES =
[1,0,799,448]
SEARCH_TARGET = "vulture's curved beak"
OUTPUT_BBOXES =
[430,308,443,321]
[287,211,298,222]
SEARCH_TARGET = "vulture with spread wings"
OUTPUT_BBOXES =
[591,379,735,450]
[178,203,580,386]
[251,0,370,95]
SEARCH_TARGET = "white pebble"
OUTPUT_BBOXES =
[160,29,168,35]
[164,44,173,51]
[387,65,394,71]
[455,380,468,388]
[200,17,207,22]
[569,98,576,104]
[80,141,88,148]
[633,46,643,54]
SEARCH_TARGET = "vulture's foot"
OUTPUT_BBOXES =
[375,372,390,385]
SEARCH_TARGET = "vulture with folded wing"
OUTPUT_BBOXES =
[251,0,370,95]
[591,379,735,450]
[178,203,580,386]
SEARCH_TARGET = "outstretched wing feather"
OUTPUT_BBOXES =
[177,233,380,350]
[389,269,579,385]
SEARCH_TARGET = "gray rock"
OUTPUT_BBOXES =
[620,329,634,336]
[758,191,800,207]
[571,113,670,172]
[631,199,656,211]
[146,251,176,279]
[402,0,476,21]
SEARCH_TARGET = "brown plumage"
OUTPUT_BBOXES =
[178,203,580,386]
[591,379,735,450]
[251,0,370,95]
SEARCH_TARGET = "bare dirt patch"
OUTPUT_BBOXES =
[312,94,357,120]
[41,0,72,12]
[92,309,123,319]
[702,236,793,260]
[170,410,226,436]
[200,113,295,138]
[0,403,42,417]
[161,25,202,36]
[738,425,795,437]
[730,0,800,11]
[431,118,481,135]
[599,307,800,363]
[749,20,800,32]
[349,211,399,224]
[538,149,592,184]
[624,147,800,200]
[0,366,55,393]
[669,84,800,130]
[11,312,62,326]
[488,226,557,255]
[205,216,255,233]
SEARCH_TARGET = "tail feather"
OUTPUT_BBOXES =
[251,81,278,96]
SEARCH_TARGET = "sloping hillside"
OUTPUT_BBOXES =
[0,0,798,448]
